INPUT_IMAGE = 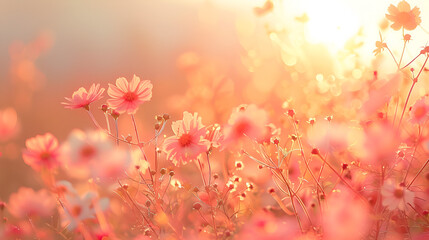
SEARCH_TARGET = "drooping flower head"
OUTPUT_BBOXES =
[22,133,60,171]
[62,84,105,110]
[409,96,429,125]
[163,112,210,165]
[8,187,56,218]
[223,104,268,144]
[107,75,152,114]
[386,1,421,31]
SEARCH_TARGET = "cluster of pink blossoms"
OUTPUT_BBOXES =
[4,1,429,239]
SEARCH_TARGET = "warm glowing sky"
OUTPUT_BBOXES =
[229,0,429,58]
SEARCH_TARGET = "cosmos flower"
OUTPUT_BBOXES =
[237,211,300,240]
[223,104,268,144]
[60,129,131,182]
[205,124,223,149]
[385,1,421,31]
[62,191,109,230]
[62,84,105,110]
[8,187,56,218]
[90,148,132,184]
[323,189,370,240]
[61,130,112,165]
[381,181,415,211]
[363,121,400,167]
[163,112,210,165]
[409,96,429,125]
[22,133,60,171]
[107,75,152,114]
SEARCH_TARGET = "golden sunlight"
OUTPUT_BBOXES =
[304,0,359,47]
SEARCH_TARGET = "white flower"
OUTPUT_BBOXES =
[381,181,415,211]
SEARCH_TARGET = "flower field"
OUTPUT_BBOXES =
[1,0,429,239]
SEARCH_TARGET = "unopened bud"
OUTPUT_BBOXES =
[193,202,202,210]
[162,113,170,120]
[311,148,320,155]
[101,104,108,112]
[110,110,120,119]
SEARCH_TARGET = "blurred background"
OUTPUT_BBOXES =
[0,0,428,199]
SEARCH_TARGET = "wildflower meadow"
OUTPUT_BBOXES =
[2,0,429,239]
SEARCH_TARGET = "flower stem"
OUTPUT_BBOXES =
[407,159,429,189]
[401,53,421,70]
[398,29,407,69]
[398,55,429,129]
[386,46,399,68]
[315,153,368,204]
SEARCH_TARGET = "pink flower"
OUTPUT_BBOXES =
[223,104,268,144]
[90,148,132,184]
[205,124,224,149]
[237,211,300,240]
[61,191,109,230]
[62,84,105,110]
[409,97,429,124]
[0,108,20,142]
[323,189,370,240]
[381,181,415,211]
[163,112,210,165]
[22,133,60,171]
[8,187,56,218]
[60,129,131,182]
[307,121,361,154]
[107,75,153,114]
[363,120,400,167]
[60,129,112,178]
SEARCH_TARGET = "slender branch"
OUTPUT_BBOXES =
[386,46,399,68]
[407,159,429,189]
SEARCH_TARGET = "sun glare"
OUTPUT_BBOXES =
[305,0,359,48]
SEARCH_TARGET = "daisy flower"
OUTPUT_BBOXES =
[163,112,210,165]
[386,1,421,31]
[62,83,104,110]
[107,75,153,114]
[22,133,60,171]
[8,187,56,218]
[381,181,415,211]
